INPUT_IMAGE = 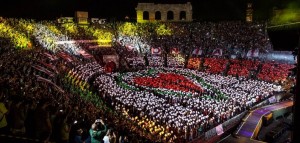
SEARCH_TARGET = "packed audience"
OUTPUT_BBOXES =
[167,55,185,68]
[0,18,296,143]
[257,62,295,83]
[227,59,260,77]
[187,58,201,70]
[148,56,164,67]
[94,68,282,142]
[203,58,228,74]
[126,56,145,68]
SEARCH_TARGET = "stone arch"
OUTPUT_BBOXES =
[136,2,193,22]
[167,11,174,20]
[143,11,149,20]
[155,11,161,20]
[180,11,186,20]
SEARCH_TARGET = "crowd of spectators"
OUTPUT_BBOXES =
[227,59,260,77]
[147,56,164,67]
[115,21,271,59]
[0,20,151,143]
[126,56,145,68]
[94,68,282,142]
[167,55,185,68]
[257,61,295,83]
[187,58,201,70]
[0,18,296,143]
[69,62,104,82]
[203,58,228,74]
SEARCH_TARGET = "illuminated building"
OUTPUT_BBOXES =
[135,2,193,23]
[246,2,253,22]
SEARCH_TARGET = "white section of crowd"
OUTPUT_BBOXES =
[33,24,83,55]
[94,67,282,135]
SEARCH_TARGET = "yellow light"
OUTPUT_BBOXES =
[85,27,113,46]
[0,21,32,50]
[271,2,300,25]
[47,24,62,35]
[156,24,172,36]
[119,22,137,36]
[62,23,78,34]
[97,39,112,43]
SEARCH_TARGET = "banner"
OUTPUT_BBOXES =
[32,65,55,77]
[78,49,93,59]
[151,47,161,55]
[216,124,224,135]
[268,96,276,103]
[36,76,65,93]
[57,52,73,62]
[247,49,259,58]
[212,48,223,56]
[38,61,58,74]
[43,52,58,61]
[192,48,203,55]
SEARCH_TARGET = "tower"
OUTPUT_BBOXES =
[246,2,253,22]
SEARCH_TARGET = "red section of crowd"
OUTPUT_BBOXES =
[203,58,228,74]
[133,73,203,93]
[227,59,260,77]
[187,58,201,69]
[257,62,295,83]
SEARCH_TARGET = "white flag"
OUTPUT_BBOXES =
[192,48,202,55]
[247,49,259,57]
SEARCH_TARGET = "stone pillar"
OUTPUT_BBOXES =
[161,11,167,21]
[136,10,144,22]
[149,11,155,21]
[186,11,193,21]
[174,10,180,21]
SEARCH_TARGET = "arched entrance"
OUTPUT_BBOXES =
[167,11,174,20]
[143,11,149,20]
[155,11,161,20]
[105,61,116,73]
[180,11,186,20]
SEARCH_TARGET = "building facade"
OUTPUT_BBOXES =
[136,2,193,23]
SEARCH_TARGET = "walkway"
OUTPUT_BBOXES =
[236,100,293,139]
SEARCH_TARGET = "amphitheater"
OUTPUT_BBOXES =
[0,3,296,143]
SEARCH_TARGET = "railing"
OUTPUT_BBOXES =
[204,111,247,141]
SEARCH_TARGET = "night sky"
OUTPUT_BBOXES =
[0,0,297,21]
